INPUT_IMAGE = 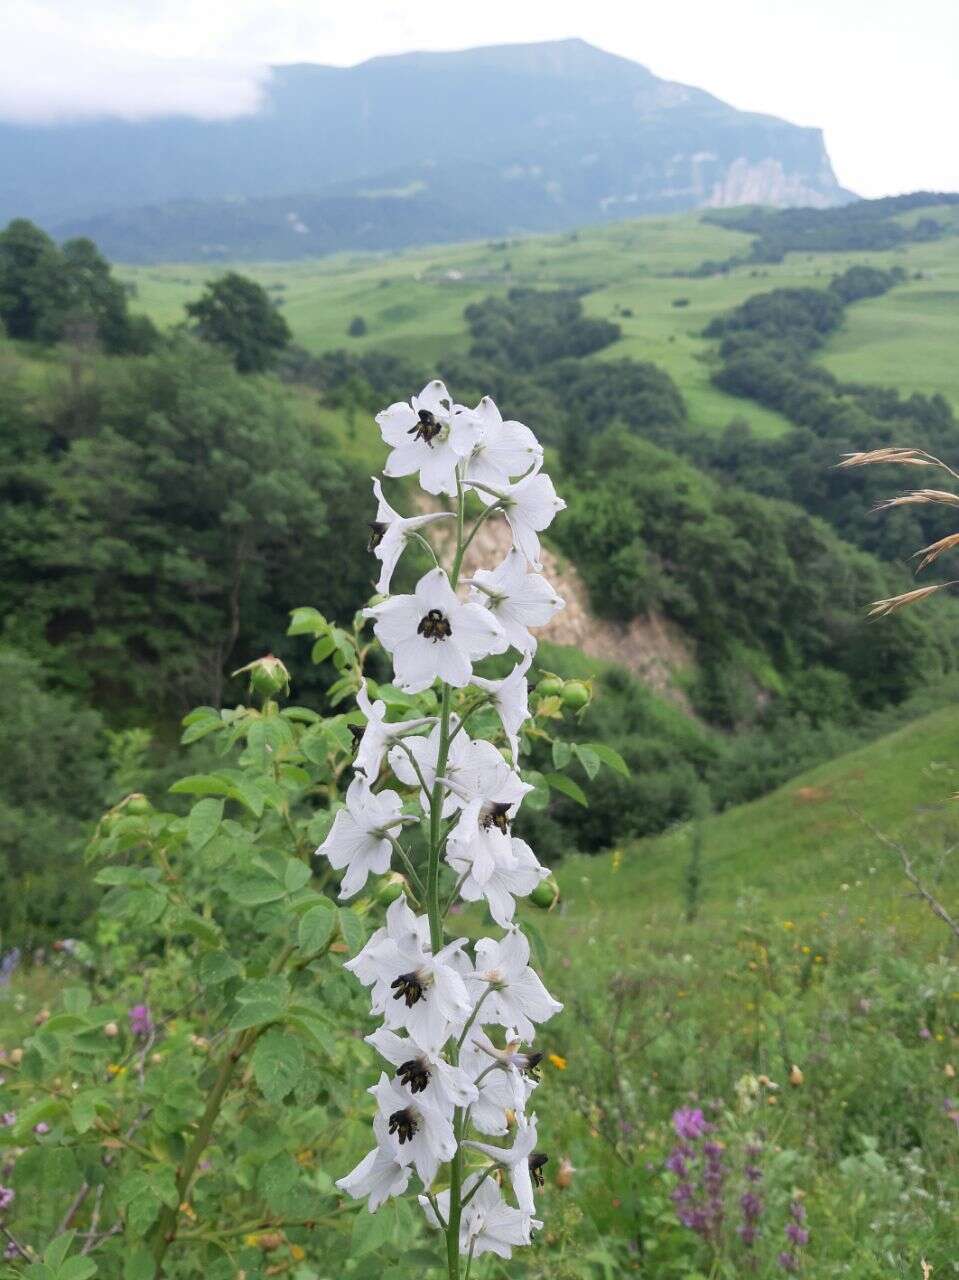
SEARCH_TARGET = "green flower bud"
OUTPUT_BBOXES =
[560,680,591,710]
[233,654,291,699]
[529,875,560,910]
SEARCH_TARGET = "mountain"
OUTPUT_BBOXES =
[0,39,853,261]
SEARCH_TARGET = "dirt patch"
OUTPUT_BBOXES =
[428,505,695,710]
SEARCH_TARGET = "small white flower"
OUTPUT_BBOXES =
[366,1025,478,1111]
[346,896,472,1044]
[370,1072,457,1186]
[468,466,565,571]
[460,1029,538,1136]
[388,719,473,818]
[364,567,507,694]
[449,836,549,929]
[443,738,533,885]
[316,776,416,899]
[352,681,435,781]
[377,380,467,496]
[368,477,454,594]
[421,1176,540,1258]
[465,1114,542,1214]
[336,1139,410,1211]
[470,653,532,764]
[470,929,562,1040]
[467,549,564,654]
[460,397,542,489]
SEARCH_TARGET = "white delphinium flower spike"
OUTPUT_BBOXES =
[345,895,471,1044]
[421,1176,540,1259]
[470,929,562,1040]
[366,1026,478,1111]
[449,836,549,929]
[364,567,507,694]
[459,397,542,489]
[460,1029,539,1136]
[466,549,564,654]
[351,681,435,781]
[370,1073,457,1187]
[377,380,470,496]
[469,653,532,764]
[465,1115,544,1214]
[336,1140,411,1211]
[468,466,566,571]
[316,776,417,899]
[368,477,454,595]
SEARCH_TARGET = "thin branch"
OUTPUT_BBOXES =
[859,814,959,941]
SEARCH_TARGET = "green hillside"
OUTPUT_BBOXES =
[117,208,959,441]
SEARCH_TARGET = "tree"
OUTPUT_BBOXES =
[0,218,64,340]
[185,271,291,373]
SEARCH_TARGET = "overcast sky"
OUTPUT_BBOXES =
[3,0,957,198]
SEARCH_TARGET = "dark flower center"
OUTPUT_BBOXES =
[418,609,453,642]
[349,724,364,754]
[368,521,388,552]
[391,971,427,1007]
[481,801,512,834]
[522,1052,544,1080]
[388,1108,418,1144]
[408,409,443,447]
[529,1152,549,1188]
[397,1057,431,1093]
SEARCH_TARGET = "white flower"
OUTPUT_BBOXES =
[450,837,549,929]
[345,896,472,1044]
[352,681,435,781]
[467,550,564,654]
[470,653,532,764]
[377,380,467,496]
[460,397,542,489]
[468,467,565,571]
[316,776,416,899]
[336,1140,411,1211]
[470,929,562,1040]
[465,1114,541,1214]
[368,477,454,594]
[364,567,507,694]
[443,738,533,881]
[388,719,472,818]
[421,1176,540,1258]
[460,1029,538,1136]
[370,1072,457,1186]
[366,1025,478,1111]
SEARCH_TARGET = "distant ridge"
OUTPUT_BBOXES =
[0,39,853,262]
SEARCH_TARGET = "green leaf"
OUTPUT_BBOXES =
[199,951,242,986]
[521,769,550,812]
[62,988,91,1015]
[523,919,549,971]
[310,634,336,665]
[59,1257,97,1280]
[338,906,368,955]
[228,999,284,1032]
[123,1248,157,1280]
[551,740,573,770]
[573,743,601,781]
[170,773,234,798]
[220,871,287,906]
[351,1200,396,1256]
[298,901,337,954]
[589,741,630,778]
[284,859,312,892]
[41,1013,88,1034]
[543,771,589,807]
[44,1232,76,1270]
[252,1029,306,1103]
[287,606,328,636]
[186,797,224,851]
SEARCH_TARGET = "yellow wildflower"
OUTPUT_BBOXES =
[548,1053,567,1070]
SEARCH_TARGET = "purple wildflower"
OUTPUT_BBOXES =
[665,1150,689,1176]
[672,1107,709,1141]
[0,949,20,988]
[0,1186,13,1212]
[34,1121,50,1135]
[3,1241,17,1260]
[786,1224,810,1247]
[740,1192,763,1221]
[128,1004,153,1038]
[0,1113,14,1128]
[777,1252,798,1273]
[744,1164,763,1182]
[737,1224,759,1247]
[789,1200,806,1223]
[919,1027,932,1041]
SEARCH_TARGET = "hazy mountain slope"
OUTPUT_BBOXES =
[0,39,851,260]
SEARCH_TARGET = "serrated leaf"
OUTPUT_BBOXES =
[199,951,242,986]
[298,901,337,954]
[589,741,630,778]
[351,1200,396,1256]
[310,634,336,665]
[44,1232,76,1270]
[284,859,312,892]
[544,772,588,807]
[219,871,287,906]
[551,740,572,770]
[60,1256,97,1280]
[186,798,224,850]
[252,1029,306,1103]
[228,1000,284,1032]
[288,606,328,636]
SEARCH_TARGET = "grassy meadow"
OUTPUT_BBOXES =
[118,210,959,440]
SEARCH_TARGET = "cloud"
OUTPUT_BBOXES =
[0,5,272,124]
